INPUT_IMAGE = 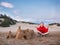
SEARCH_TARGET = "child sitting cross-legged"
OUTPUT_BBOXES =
[36,22,49,37]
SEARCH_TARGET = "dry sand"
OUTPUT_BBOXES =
[0,22,60,45]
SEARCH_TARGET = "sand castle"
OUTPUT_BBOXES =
[15,26,35,39]
[6,31,12,39]
[15,26,24,39]
[6,26,35,39]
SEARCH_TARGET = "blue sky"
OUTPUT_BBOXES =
[0,0,60,24]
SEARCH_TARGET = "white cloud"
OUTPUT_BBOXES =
[13,10,21,15]
[0,2,14,8]
[14,16,27,21]
[13,10,18,15]
[14,16,36,22]
[14,16,20,21]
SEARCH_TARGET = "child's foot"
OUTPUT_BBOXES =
[41,35,47,37]
[42,34,49,37]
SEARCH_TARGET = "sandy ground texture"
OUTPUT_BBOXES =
[0,31,60,45]
[0,22,60,32]
[0,22,60,45]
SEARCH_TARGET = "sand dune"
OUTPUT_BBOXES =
[0,22,38,32]
[0,22,60,32]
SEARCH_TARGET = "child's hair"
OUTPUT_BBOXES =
[40,22,44,24]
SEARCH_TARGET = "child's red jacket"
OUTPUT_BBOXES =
[37,26,48,33]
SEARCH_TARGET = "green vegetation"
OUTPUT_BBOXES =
[49,23,60,26]
[0,14,17,27]
[20,21,39,25]
[49,23,57,25]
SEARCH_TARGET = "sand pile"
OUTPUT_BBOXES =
[6,26,35,40]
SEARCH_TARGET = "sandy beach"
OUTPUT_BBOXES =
[0,0,60,45]
[0,22,60,32]
[0,22,60,45]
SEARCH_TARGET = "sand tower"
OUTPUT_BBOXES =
[15,26,24,39]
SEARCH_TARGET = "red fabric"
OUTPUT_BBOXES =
[37,26,48,33]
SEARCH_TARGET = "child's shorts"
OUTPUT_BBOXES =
[37,31,49,35]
